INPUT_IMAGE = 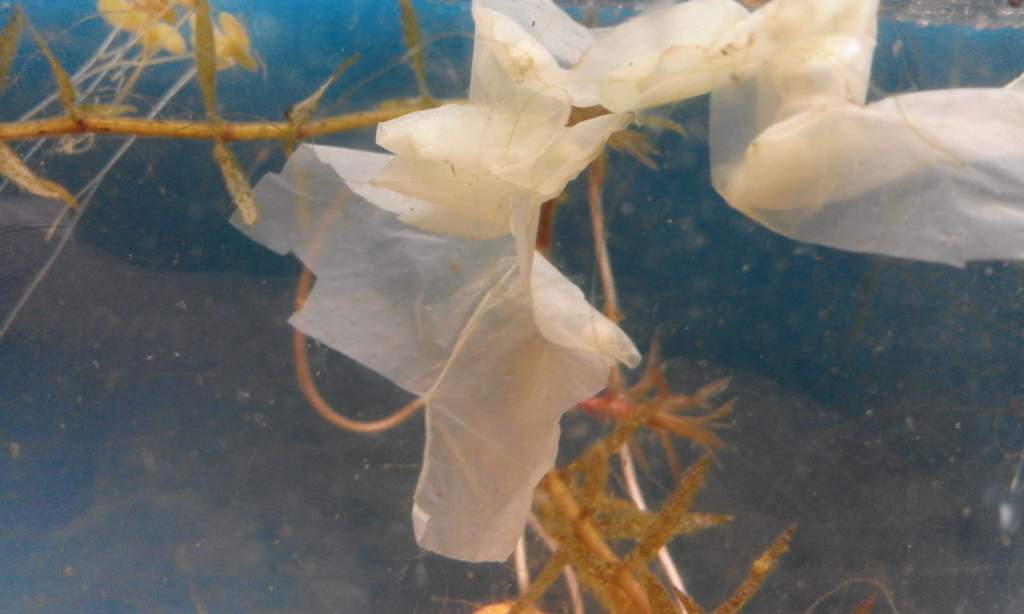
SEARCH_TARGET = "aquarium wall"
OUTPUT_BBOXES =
[2,1,1024,612]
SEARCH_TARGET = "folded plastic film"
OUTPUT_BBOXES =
[710,0,1024,266]
[571,0,751,110]
[475,0,593,69]
[372,2,630,281]
[715,84,1024,265]
[232,143,638,562]
[477,0,877,113]
[710,0,878,161]
[473,0,749,110]
[470,1,587,105]
[709,0,879,194]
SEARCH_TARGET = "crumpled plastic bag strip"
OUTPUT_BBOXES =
[477,0,876,112]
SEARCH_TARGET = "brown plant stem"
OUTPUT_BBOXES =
[541,472,652,613]
[0,103,436,143]
[713,526,796,614]
[528,514,584,614]
[587,152,621,325]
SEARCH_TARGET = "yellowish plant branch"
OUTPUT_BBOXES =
[0,103,435,143]
[541,472,653,613]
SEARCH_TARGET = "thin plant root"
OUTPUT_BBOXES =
[804,577,899,614]
[292,264,424,434]
[587,152,621,325]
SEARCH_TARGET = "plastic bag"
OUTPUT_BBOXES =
[476,0,875,112]
[233,144,639,562]
[372,1,630,282]
[710,0,1024,266]
[233,0,642,562]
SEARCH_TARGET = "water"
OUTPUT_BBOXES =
[2,1,1024,612]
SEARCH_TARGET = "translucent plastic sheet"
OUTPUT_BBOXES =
[373,1,631,291]
[712,82,1024,264]
[232,144,638,562]
[484,0,877,112]
[480,0,1024,266]
[373,99,629,281]
[709,0,1024,266]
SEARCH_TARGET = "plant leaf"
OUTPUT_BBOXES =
[0,7,25,98]
[25,13,77,115]
[0,142,76,207]
[213,140,257,224]
[283,54,358,151]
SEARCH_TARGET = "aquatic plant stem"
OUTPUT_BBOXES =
[540,472,652,613]
[0,28,122,195]
[714,527,796,614]
[291,331,424,433]
[514,536,530,596]
[110,47,151,108]
[509,550,571,614]
[804,577,899,614]
[527,514,584,614]
[0,103,436,143]
[586,153,621,326]
[10,28,119,124]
